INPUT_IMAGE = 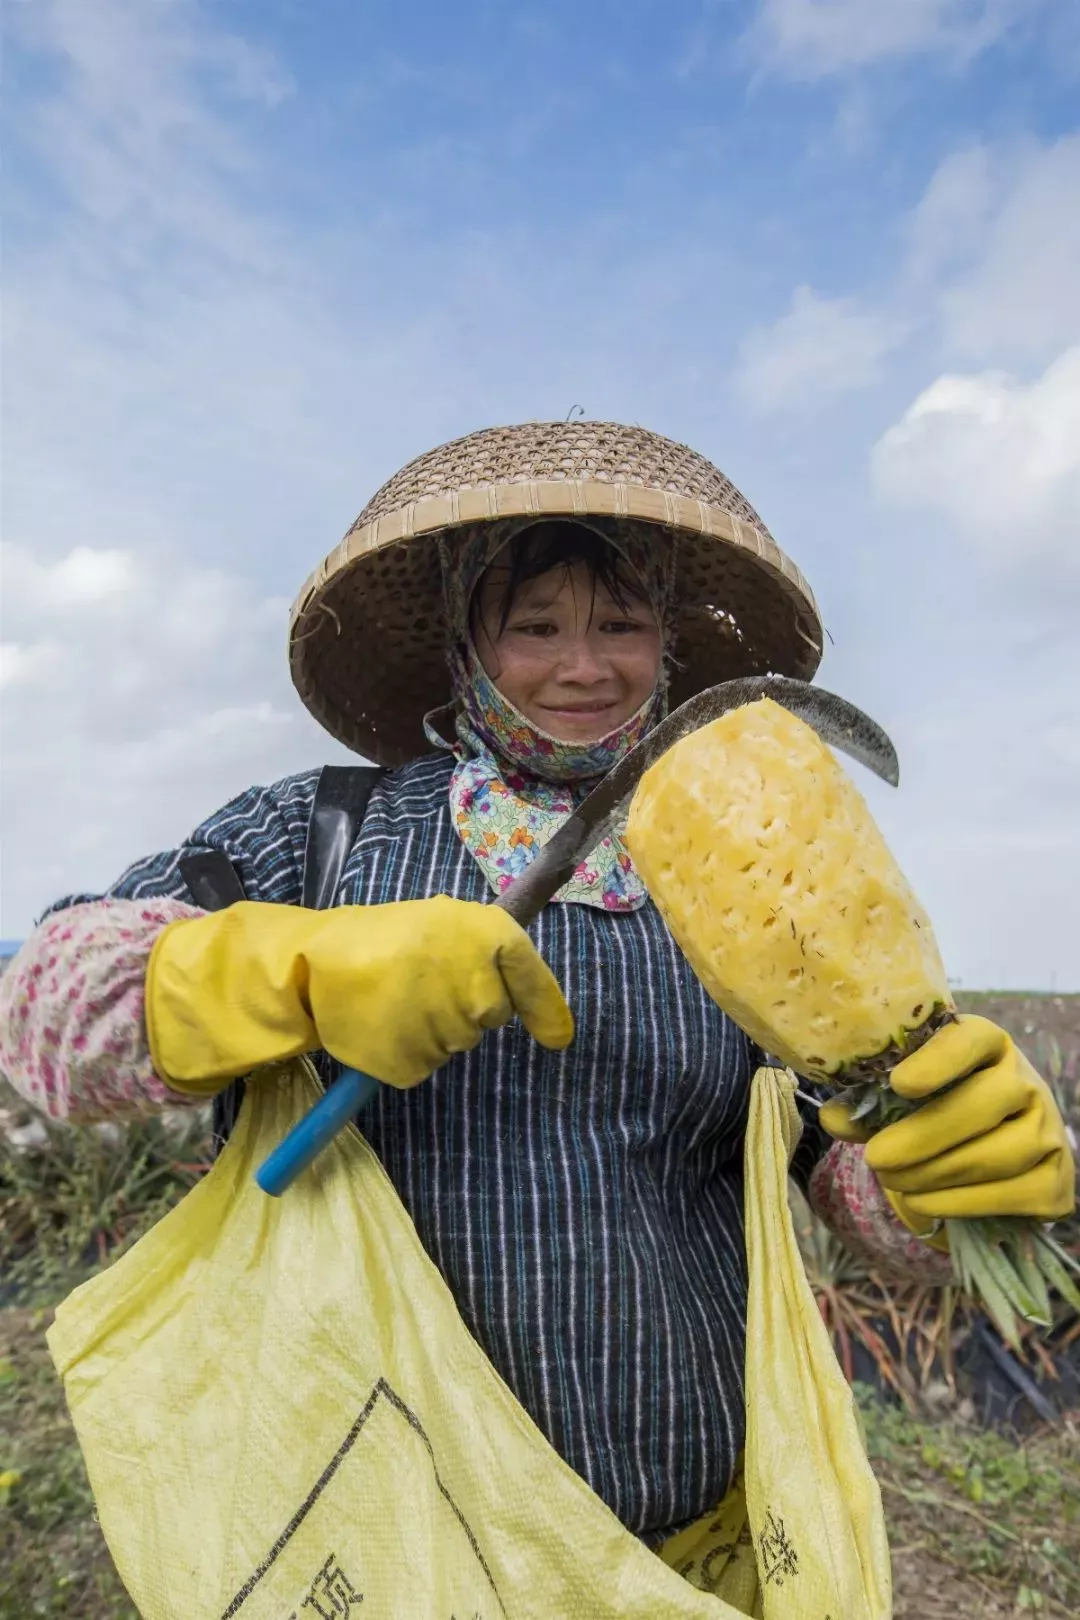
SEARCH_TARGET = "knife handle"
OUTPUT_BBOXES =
[255,1067,380,1196]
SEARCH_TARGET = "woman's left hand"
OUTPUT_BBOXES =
[819,1015,1076,1236]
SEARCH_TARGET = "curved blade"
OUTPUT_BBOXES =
[497,675,898,925]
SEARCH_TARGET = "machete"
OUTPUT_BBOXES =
[256,675,898,1194]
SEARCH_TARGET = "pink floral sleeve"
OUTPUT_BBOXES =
[0,899,206,1122]
[808,1140,955,1283]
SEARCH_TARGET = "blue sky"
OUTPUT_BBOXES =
[2,0,1079,987]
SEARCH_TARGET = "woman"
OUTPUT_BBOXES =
[1,421,1071,1555]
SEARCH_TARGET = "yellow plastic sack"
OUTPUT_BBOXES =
[48,1062,892,1618]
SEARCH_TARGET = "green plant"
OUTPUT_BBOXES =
[0,1307,139,1619]
[857,1386,1080,1614]
[0,1087,210,1616]
[0,1080,210,1304]
[791,1182,1080,1409]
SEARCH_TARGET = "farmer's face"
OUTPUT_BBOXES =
[473,561,662,743]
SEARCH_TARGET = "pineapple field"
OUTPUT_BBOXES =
[0,989,1077,1617]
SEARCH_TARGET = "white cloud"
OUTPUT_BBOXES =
[733,285,906,412]
[872,347,1080,565]
[0,641,62,692]
[933,137,1080,365]
[903,147,998,286]
[0,538,343,926]
[12,0,292,229]
[894,136,1080,370]
[9,546,138,613]
[754,0,1026,77]
[867,134,1080,586]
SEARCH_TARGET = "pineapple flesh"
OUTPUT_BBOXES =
[625,696,953,1084]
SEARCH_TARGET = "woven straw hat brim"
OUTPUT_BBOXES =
[289,422,824,766]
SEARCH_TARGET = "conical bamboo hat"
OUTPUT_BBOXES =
[289,420,823,765]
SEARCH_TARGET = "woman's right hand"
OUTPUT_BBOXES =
[146,896,574,1094]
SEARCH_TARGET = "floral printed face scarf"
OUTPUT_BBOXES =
[423,517,677,911]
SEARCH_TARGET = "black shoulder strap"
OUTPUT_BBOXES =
[180,765,388,1156]
[177,850,247,912]
[302,765,387,910]
[177,850,247,1155]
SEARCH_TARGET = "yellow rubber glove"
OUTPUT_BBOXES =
[146,897,574,1095]
[819,1015,1076,1241]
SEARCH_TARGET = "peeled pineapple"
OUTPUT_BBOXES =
[625,696,954,1084]
[625,695,1080,1348]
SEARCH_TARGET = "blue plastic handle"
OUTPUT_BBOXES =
[255,1067,380,1196]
